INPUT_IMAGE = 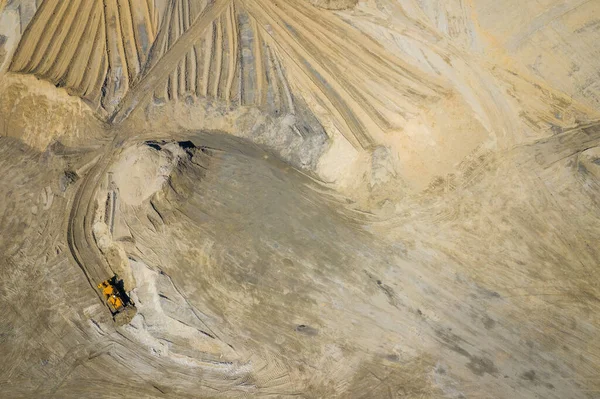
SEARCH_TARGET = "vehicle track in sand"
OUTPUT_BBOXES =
[66,130,127,310]
[9,0,159,116]
[10,0,451,149]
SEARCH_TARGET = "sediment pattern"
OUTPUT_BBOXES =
[151,1,295,117]
[9,0,450,149]
[10,0,159,115]
[2,1,600,398]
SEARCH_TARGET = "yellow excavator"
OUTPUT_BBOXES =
[97,275,133,319]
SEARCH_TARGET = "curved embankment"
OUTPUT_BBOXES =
[0,123,598,397]
[65,131,132,319]
[59,128,600,397]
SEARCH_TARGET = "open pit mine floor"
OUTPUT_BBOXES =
[1,0,600,398]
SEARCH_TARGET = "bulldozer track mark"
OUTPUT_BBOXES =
[10,0,159,115]
[243,0,450,148]
[66,148,116,306]
[212,17,223,99]
[110,0,232,123]
[8,0,446,149]
[201,21,215,98]
[116,0,294,115]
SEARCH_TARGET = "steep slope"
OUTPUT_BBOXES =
[9,0,160,115]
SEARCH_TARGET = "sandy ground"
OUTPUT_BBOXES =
[1,1,600,398]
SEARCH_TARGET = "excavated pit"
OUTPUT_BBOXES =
[1,1,600,398]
